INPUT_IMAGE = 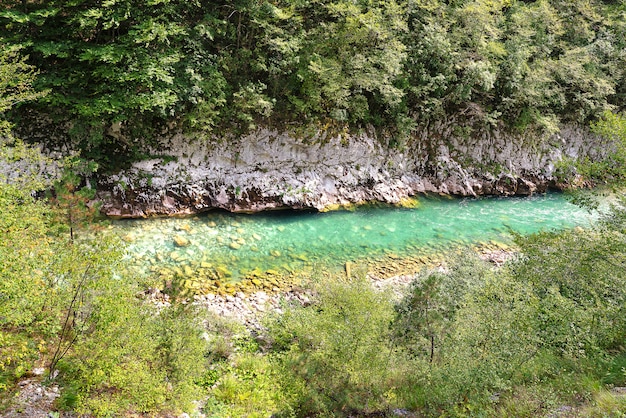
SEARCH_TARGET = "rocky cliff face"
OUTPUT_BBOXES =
[97,121,604,218]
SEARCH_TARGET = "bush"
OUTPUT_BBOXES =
[394,223,626,415]
[511,227,626,356]
[393,256,537,412]
[266,275,406,417]
[393,255,490,362]
[205,352,287,418]
[58,301,210,416]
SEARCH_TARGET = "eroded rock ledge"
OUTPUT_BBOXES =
[96,121,603,218]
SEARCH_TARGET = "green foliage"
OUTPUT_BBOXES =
[394,255,489,362]
[0,138,211,416]
[205,353,287,418]
[266,276,403,416]
[393,257,538,412]
[391,210,626,415]
[511,215,626,356]
[200,314,288,417]
[577,110,626,183]
[3,0,625,164]
[263,0,407,124]
[404,0,624,130]
[0,178,118,391]
[0,49,57,391]
[0,43,47,136]
[0,183,58,368]
[58,302,210,416]
[49,156,100,241]
[0,0,228,156]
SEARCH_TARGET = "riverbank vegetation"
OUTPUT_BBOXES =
[2,159,626,416]
[1,0,626,165]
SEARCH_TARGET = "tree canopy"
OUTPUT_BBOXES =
[1,0,625,161]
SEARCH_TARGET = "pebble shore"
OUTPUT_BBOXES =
[142,247,517,330]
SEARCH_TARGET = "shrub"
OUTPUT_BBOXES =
[511,226,626,356]
[266,276,405,417]
[56,298,211,416]
[205,352,287,418]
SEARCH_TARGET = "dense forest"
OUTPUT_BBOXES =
[2,0,626,417]
[1,0,626,163]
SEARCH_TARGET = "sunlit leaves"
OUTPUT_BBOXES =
[0,45,46,122]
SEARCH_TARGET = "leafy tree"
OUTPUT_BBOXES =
[49,156,99,242]
[0,45,57,391]
[0,0,228,159]
[237,0,408,127]
[394,255,489,363]
[0,160,212,415]
[511,222,626,356]
[404,0,625,132]
[1,0,626,163]
[583,110,626,182]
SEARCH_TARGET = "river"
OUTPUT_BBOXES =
[111,193,595,294]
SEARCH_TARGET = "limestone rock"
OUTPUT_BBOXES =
[95,123,606,218]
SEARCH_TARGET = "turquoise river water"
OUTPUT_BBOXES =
[112,193,595,291]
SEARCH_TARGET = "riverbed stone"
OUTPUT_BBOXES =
[215,265,232,278]
[173,235,190,247]
[290,253,308,262]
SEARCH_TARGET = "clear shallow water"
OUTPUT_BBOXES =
[113,193,595,288]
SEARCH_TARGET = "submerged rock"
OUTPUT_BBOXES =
[173,235,190,247]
